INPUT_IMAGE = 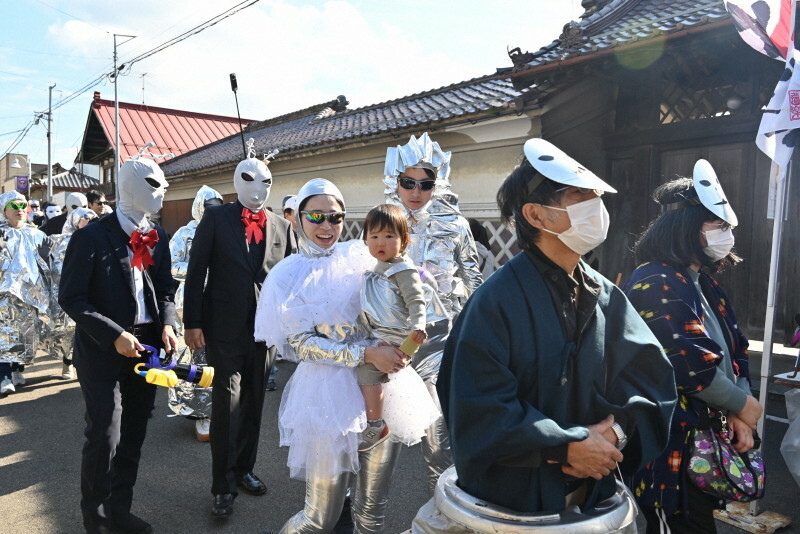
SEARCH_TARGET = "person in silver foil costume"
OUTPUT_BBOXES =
[382,132,483,493]
[0,191,52,395]
[255,178,410,534]
[167,185,222,441]
[47,207,98,380]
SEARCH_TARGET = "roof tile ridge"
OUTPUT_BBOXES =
[581,0,644,35]
[92,98,255,123]
[323,73,507,120]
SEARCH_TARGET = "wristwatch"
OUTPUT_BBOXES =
[611,422,628,450]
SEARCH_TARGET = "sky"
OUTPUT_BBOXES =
[0,0,580,169]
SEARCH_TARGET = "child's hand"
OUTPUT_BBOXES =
[411,330,427,344]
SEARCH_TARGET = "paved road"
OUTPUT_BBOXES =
[1,358,799,533]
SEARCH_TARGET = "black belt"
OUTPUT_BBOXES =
[125,323,158,337]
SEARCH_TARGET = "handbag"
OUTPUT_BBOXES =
[686,409,765,502]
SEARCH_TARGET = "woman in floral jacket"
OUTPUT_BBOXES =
[624,162,762,534]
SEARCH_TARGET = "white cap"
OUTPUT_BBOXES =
[523,138,616,193]
[693,159,737,226]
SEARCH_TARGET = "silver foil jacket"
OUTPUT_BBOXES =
[360,268,449,347]
[287,320,370,367]
[44,233,74,362]
[166,346,212,419]
[166,185,221,419]
[0,223,51,364]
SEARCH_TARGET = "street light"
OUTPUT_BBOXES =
[9,155,31,197]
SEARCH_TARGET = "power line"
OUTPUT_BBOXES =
[122,0,261,67]
[5,0,262,159]
[1,120,35,160]
[0,129,24,137]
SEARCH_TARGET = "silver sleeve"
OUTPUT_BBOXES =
[455,220,483,297]
[169,230,190,283]
[287,324,366,368]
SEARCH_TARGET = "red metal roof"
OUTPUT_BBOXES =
[90,92,255,162]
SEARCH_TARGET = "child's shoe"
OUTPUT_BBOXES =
[359,420,390,451]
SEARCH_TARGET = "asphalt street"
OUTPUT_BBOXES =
[1,358,799,534]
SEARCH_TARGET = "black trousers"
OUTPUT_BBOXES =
[641,484,720,534]
[76,327,160,523]
[207,338,272,495]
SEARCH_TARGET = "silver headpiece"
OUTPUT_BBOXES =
[383,133,452,204]
[0,191,26,224]
[295,178,346,258]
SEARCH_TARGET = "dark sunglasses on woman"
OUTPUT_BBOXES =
[398,177,436,191]
[301,211,346,225]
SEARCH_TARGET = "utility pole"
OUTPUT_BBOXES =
[113,33,135,201]
[47,83,55,203]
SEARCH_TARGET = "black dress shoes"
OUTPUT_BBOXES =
[236,472,267,495]
[83,514,111,534]
[108,512,153,533]
[211,493,235,518]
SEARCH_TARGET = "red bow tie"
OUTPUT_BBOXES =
[242,208,267,244]
[129,229,159,271]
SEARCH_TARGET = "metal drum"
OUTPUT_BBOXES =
[410,466,638,534]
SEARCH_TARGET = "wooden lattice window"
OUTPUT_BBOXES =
[659,81,735,124]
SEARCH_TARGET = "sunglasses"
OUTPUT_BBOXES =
[94,200,109,206]
[301,211,346,225]
[6,201,27,210]
[398,177,436,191]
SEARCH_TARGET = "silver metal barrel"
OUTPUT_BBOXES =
[410,466,638,534]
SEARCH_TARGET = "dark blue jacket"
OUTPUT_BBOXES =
[438,252,676,513]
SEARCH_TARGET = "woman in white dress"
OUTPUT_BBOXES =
[256,178,412,534]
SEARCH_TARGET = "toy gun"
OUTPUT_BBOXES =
[134,345,214,388]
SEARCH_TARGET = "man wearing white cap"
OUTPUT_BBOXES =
[436,139,677,514]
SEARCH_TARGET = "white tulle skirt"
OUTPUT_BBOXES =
[279,361,440,480]
[383,366,440,446]
[279,361,366,481]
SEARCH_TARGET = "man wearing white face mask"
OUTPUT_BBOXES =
[183,149,295,519]
[435,138,676,517]
[59,151,177,534]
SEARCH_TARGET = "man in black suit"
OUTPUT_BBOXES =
[59,155,177,534]
[183,154,295,518]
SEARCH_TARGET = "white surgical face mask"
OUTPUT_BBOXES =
[703,227,734,262]
[540,196,610,255]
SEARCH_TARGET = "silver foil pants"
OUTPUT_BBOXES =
[280,438,401,534]
[421,379,452,495]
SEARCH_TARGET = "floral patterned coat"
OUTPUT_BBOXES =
[623,262,750,516]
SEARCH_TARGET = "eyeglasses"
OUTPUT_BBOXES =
[301,211,346,225]
[5,201,27,210]
[398,177,436,191]
[82,213,96,220]
[93,200,109,206]
[555,186,603,196]
[707,221,734,232]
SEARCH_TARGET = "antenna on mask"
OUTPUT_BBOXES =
[230,73,247,159]
[263,148,279,165]
[130,141,174,162]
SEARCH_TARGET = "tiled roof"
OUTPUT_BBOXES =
[505,0,729,73]
[32,167,99,190]
[87,92,257,162]
[162,77,523,176]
